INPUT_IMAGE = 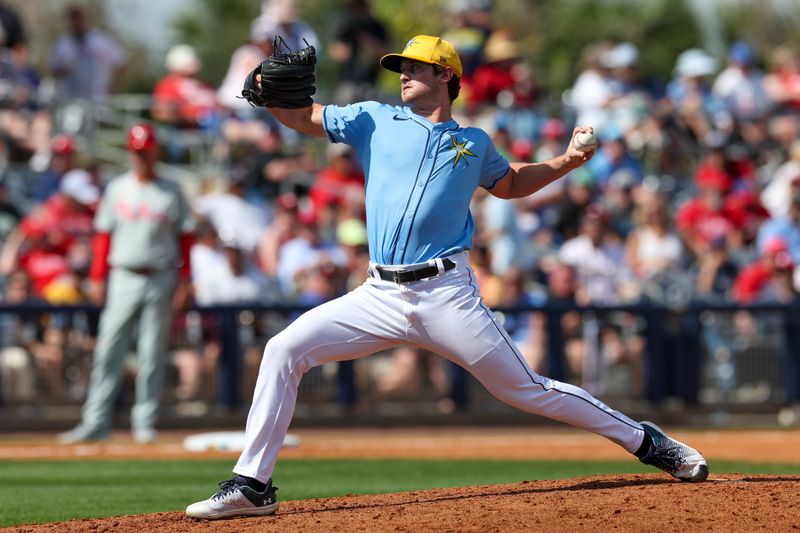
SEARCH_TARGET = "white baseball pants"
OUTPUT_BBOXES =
[234,252,645,482]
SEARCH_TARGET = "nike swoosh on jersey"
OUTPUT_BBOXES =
[393,114,409,120]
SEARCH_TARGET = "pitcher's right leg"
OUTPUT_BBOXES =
[234,282,404,482]
[187,283,404,519]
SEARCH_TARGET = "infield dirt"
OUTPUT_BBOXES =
[2,427,799,532]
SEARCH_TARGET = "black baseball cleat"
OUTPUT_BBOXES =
[638,421,709,482]
[186,476,279,519]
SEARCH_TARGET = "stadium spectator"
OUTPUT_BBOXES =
[336,218,370,291]
[240,123,316,204]
[557,206,644,395]
[665,48,726,149]
[0,1,26,54]
[152,44,219,130]
[257,192,301,279]
[761,140,800,217]
[217,17,276,146]
[376,346,451,407]
[603,41,661,133]
[218,19,273,113]
[599,169,639,238]
[468,244,503,307]
[586,126,644,189]
[0,168,98,297]
[309,143,364,217]
[733,236,795,303]
[48,5,127,101]
[189,221,226,291]
[712,41,772,121]
[468,30,536,109]
[553,170,596,241]
[757,185,800,267]
[475,187,526,275]
[256,0,320,54]
[518,119,569,228]
[195,229,274,306]
[541,262,584,377]
[675,165,738,259]
[569,42,618,134]
[625,194,683,282]
[0,270,41,403]
[0,27,34,110]
[186,228,276,406]
[193,170,269,255]
[558,204,637,305]
[496,267,544,371]
[276,214,346,296]
[31,133,79,204]
[328,0,389,104]
[763,45,800,111]
[0,268,81,405]
[440,2,490,89]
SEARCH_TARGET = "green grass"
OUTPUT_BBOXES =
[1,459,798,527]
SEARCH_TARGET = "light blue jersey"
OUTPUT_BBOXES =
[323,101,510,265]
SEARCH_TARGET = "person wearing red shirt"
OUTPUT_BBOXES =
[309,143,365,214]
[733,236,795,303]
[0,169,99,297]
[675,166,739,257]
[152,44,219,129]
[468,30,537,108]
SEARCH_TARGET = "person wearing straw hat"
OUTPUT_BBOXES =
[186,34,708,521]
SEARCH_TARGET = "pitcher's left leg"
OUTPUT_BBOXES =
[412,273,644,452]
[412,268,707,480]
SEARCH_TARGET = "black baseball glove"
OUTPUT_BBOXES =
[241,37,316,109]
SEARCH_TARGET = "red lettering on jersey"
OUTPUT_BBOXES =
[114,200,168,222]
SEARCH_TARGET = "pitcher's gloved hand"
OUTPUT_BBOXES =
[241,37,316,109]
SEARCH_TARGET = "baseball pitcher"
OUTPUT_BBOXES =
[187,35,708,520]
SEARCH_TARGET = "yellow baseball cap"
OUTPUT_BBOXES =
[380,35,463,78]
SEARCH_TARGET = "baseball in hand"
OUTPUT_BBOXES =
[573,131,597,153]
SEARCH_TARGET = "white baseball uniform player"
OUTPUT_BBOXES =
[187,35,707,520]
[59,124,194,445]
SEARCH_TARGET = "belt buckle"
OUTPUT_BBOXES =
[391,270,403,284]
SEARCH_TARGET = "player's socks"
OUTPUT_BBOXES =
[235,474,267,492]
[633,430,653,459]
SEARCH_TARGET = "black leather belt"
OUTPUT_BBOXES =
[375,258,456,284]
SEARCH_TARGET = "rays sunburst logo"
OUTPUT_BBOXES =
[450,136,477,167]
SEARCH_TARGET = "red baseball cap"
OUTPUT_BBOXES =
[127,123,159,152]
[763,236,789,256]
[540,119,566,140]
[51,134,76,156]
[695,166,731,192]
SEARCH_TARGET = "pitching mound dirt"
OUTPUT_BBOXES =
[5,473,799,532]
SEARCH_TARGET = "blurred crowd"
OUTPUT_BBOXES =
[1,0,800,407]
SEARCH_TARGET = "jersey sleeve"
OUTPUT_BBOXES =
[174,184,196,234]
[322,101,381,151]
[479,138,511,190]
[93,182,117,232]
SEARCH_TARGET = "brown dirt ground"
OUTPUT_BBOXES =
[2,427,800,532]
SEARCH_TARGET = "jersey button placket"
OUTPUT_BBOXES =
[399,124,436,264]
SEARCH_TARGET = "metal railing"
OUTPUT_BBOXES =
[0,301,796,421]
